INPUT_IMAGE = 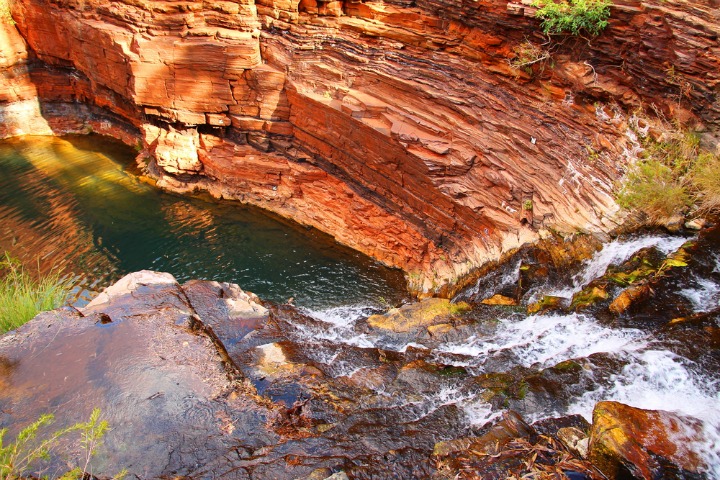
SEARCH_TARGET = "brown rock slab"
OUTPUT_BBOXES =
[0,272,278,478]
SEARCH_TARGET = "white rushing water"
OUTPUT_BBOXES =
[541,234,690,299]
[436,313,647,369]
[568,348,720,478]
[680,277,720,313]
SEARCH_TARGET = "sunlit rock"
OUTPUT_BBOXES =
[367,298,471,333]
[481,294,518,306]
[589,401,707,479]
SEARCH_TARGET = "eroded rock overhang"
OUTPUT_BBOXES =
[1,0,718,295]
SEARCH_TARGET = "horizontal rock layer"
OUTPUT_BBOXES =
[1,0,719,293]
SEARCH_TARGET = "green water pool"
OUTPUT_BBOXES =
[0,134,407,309]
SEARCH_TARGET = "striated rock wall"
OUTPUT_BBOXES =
[1,0,718,294]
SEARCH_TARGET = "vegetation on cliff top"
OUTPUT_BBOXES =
[532,0,612,36]
[0,253,70,334]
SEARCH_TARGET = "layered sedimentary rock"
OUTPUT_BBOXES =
[1,0,718,293]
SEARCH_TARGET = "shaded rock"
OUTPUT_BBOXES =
[532,414,591,438]
[558,426,590,459]
[435,411,601,480]
[434,410,534,458]
[589,401,708,480]
[324,472,349,480]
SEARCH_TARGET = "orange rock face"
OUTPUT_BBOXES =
[1,0,718,294]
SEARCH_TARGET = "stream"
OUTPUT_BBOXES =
[282,234,720,477]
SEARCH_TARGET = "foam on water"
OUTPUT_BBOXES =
[437,313,646,369]
[680,277,720,312]
[406,385,479,422]
[456,259,522,302]
[303,304,377,328]
[463,397,503,427]
[295,304,377,349]
[544,235,689,299]
[299,305,432,352]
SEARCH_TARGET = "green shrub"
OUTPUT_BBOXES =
[0,409,121,480]
[0,253,71,335]
[532,0,612,36]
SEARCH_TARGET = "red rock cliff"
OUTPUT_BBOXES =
[1,0,718,294]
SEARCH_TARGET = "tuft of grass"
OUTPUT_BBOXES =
[0,0,14,25]
[0,253,71,335]
[615,159,690,219]
[615,125,720,221]
[690,152,720,214]
[532,0,612,36]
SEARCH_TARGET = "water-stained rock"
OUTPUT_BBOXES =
[0,271,278,478]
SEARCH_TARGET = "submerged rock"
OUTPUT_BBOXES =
[527,295,565,314]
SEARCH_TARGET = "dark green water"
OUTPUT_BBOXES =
[0,135,407,309]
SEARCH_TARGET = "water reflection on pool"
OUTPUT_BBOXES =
[0,135,407,309]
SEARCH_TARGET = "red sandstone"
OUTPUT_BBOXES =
[1,0,718,295]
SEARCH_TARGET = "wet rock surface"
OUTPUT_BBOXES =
[589,401,708,480]
[0,271,278,478]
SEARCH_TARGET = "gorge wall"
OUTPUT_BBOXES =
[0,0,718,294]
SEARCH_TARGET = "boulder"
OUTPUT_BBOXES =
[608,284,652,315]
[481,294,518,306]
[589,401,708,479]
[366,298,470,333]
